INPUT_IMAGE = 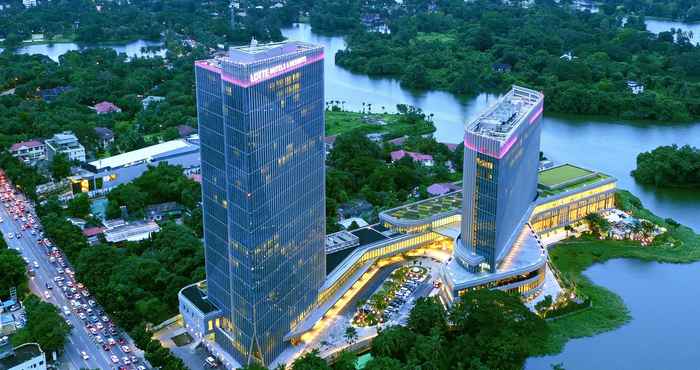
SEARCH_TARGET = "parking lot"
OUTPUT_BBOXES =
[0,171,147,370]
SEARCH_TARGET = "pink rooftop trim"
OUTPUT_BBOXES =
[464,135,519,160]
[196,53,325,88]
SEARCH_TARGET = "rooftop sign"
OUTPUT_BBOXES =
[249,56,308,83]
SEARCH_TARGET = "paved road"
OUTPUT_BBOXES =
[0,181,146,370]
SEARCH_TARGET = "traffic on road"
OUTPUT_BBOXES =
[0,171,148,370]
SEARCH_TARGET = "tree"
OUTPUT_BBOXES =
[449,289,549,370]
[407,297,447,336]
[12,295,70,354]
[291,350,331,370]
[370,326,415,363]
[364,356,404,370]
[332,351,357,370]
[0,248,28,300]
[50,152,72,180]
[344,325,358,344]
[67,193,91,218]
[583,213,611,238]
[535,295,553,313]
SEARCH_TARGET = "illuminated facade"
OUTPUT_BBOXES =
[530,165,617,235]
[456,85,544,273]
[195,41,325,366]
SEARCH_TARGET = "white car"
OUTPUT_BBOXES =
[80,351,90,360]
[121,345,131,353]
[43,291,51,299]
[33,261,39,269]
[7,232,13,239]
[110,355,119,364]
[63,306,71,315]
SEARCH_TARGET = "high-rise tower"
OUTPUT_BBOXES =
[195,41,326,366]
[454,85,544,272]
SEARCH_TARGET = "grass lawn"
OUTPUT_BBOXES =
[538,164,593,188]
[537,190,700,355]
[325,110,435,138]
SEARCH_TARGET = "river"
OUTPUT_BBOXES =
[1,39,165,62]
[281,23,700,233]
[525,259,700,370]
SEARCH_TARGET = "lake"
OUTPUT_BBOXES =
[646,18,700,45]
[281,23,700,232]
[525,259,700,370]
[1,39,166,62]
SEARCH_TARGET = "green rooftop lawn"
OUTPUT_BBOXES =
[539,173,611,196]
[387,192,462,220]
[538,164,594,188]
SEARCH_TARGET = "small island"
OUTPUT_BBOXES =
[631,144,700,188]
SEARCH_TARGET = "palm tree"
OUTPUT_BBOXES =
[344,325,358,344]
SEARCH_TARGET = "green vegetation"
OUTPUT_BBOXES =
[277,292,547,370]
[540,190,700,354]
[326,126,460,231]
[631,144,700,188]
[538,164,593,188]
[0,0,299,48]
[0,236,28,300]
[386,191,461,220]
[106,162,200,219]
[11,295,71,354]
[333,1,700,121]
[325,109,435,138]
[7,163,205,369]
[0,154,46,200]
[606,0,700,22]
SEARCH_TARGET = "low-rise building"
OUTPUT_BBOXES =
[103,219,160,243]
[323,135,337,154]
[141,96,165,110]
[37,86,72,102]
[70,137,200,196]
[390,150,434,166]
[9,140,45,165]
[45,131,86,163]
[338,217,369,230]
[94,127,114,150]
[387,136,408,146]
[145,202,184,221]
[82,227,105,245]
[0,343,46,370]
[627,80,645,95]
[93,101,122,114]
[177,125,195,138]
[426,182,461,196]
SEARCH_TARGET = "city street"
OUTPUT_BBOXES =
[0,180,146,370]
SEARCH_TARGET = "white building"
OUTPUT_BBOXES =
[0,343,47,370]
[103,219,161,243]
[9,140,46,165]
[627,80,645,95]
[45,131,86,163]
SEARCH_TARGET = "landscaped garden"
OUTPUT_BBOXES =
[353,264,429,327]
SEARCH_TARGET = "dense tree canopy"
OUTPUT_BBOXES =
[0,0,298,48]
[334,0,700,121]
[11,295,71,354]
[0,240,27,300]
[632,144,700,187]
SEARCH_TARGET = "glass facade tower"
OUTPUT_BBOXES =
[455,85,544,272]
[195,41,326,366]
